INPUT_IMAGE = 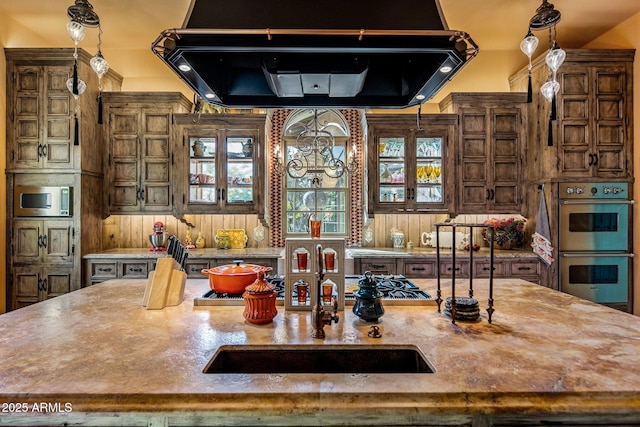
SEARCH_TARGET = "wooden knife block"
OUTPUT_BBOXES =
[142,257,187,309]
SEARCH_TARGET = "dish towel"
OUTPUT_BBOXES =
[531,187,555,265]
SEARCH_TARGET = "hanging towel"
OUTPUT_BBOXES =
[531,186,555,265]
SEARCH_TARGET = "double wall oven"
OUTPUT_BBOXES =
[558,182,633,311]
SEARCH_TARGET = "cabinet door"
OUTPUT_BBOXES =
[558,64,629,179]
[12,219,42,263]
[41,267,74,300]
[11,66,43,169]
[403,260,437,278]
[376,133,408,209]
[42,220,74,263]
[457,106,523,214]
[139,108,173,212]
[223,132,260,212]
[109,107,142,211]
[12,267,40,308]
[42,66,73,169]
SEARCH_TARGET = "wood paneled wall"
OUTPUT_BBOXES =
[101,213,526,250]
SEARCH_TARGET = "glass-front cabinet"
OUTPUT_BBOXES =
[174,115,266,216]
[367,115,456,214]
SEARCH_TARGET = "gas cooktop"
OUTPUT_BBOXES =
[194,274,433,306]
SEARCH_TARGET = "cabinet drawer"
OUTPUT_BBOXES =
[509,260,540,277]
[90,262,117,279]
[439,260,470,277]
[473,260,507,278]
[357,259,397,275]
[403,261,437,278]
[185,261,210,278]
[121,261,149,278]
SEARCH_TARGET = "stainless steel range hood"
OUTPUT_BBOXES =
[151,0,478,109]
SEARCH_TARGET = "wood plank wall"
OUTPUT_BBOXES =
[101,213,525,250]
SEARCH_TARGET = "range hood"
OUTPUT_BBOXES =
[151,0,478,109]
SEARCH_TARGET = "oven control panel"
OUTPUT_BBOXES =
[560,182,629,199]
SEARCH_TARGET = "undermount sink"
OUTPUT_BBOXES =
[203,345,434,374]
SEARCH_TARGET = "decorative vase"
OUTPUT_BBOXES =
[243,271,278,325]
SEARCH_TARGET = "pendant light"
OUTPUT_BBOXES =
[520,0,563,145]
[519,30,538,103]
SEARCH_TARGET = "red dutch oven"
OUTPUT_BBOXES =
[201,260,272,294]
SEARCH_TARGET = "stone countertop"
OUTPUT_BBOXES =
[346,247,538,258]
[1,279,639,426]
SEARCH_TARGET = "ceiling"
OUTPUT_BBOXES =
[1,0,639,110]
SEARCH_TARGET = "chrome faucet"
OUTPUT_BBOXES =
[311,244,339,339]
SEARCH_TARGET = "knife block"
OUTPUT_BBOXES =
[142,257,187,309]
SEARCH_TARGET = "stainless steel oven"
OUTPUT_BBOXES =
[559,182,632,252]
[558,182,633,309]
[560,253,632,303]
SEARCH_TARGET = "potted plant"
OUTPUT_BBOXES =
[482,217,526,249]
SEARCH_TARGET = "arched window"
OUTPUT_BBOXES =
[280,109,351,237]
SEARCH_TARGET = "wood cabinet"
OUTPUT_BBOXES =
[172,114,266,216]
[6,48,122,174]
[366,115,457,215]
[84,255,279,286]
[5,49,123,311]
[509,49,634,181]
[396,255,545,286]
[103,92,192,215]
[439,93,527,215]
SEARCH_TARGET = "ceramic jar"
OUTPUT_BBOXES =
[243,271,278,324]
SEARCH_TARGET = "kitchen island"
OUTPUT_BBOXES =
[1,277,639,426]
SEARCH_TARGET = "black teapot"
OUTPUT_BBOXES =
[352,271,385,322]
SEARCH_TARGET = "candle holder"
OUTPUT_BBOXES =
[435,222,495,324]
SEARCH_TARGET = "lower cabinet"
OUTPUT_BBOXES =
[12,266,74,309]
[84,256,279,286]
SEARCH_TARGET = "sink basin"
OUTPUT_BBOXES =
[203,345,434,374]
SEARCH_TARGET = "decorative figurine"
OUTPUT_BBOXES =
[184,228,196,250]
[195,232,206,249]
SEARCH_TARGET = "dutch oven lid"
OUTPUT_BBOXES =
[205,260,266,276]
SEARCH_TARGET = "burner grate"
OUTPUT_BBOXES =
[194,274,432,306]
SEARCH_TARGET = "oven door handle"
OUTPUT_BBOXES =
[560,200,634,205]
[561,253,634,258]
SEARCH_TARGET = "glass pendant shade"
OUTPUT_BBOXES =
[66,20,86,44]
[545,44,566,72]
[90,52,109,78]
[66,77,86,97]
[520,31,539,58]
[540,80,559,102]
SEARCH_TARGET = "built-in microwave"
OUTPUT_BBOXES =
[14,186,73,217]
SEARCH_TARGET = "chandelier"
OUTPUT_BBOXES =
[520,0,565,142]
[66,0,110,133]
[274,110,358,180]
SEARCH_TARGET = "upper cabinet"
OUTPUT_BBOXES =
[5,48,122,174]
[440,93,527,215]
[103,92,192,215]
[173,114,266,216]
[509,49,634,181]
[366,115,457,215]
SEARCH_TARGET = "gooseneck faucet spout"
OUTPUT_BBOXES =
[311,244,339,339]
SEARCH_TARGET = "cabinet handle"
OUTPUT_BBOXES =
[593,153,598,166]
[97,267,113,272]
[482,267,496,271]
[128,267,143,272]
[518,266,532,271]
[37,278,43,292]
[40,278,48,292]
[486,189,491,200]
[190,267,200,272]
[138,188,145,201]
[37,235,43,248]
[411,267,425,271]
[41,234,47,248]
[221,188,226,200]
[371,264,386,269]
[490,189,495,200]
[588,153,595,166]
[447,267,461,271]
